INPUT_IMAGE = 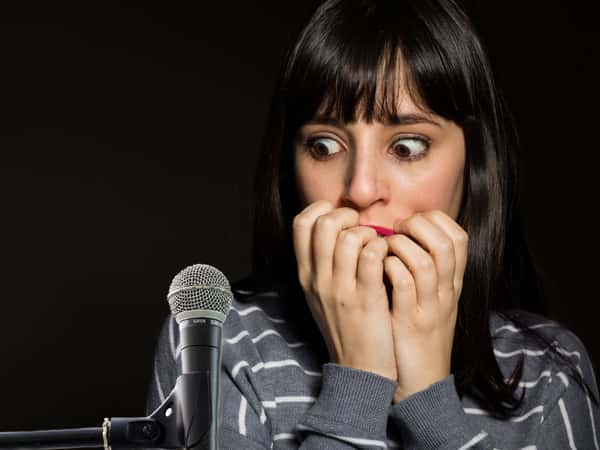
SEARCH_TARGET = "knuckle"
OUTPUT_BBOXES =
[429,209,446,219]
[439,238,454,253]
[317,199,334,209]
[360,247,379,261]
[384,257,413,288]
[339,229,359,246]
[315,214,336,230]
[457,230,469,244]
[342,207,360,220]
[293,214,311,230]
[418,257,434,270]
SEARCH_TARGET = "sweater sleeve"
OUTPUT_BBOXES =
[219,362,397,450]
[294,363,397,449]
[389,374,493,449]
[388,328,600,449]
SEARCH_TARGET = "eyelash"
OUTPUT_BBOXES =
[302,135,432,162]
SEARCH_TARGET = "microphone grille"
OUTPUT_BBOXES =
[167,264,233,323]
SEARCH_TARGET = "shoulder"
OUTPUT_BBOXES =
[223,289,297,363]
[489,309,591,363]
[222,288,316,375]
[226,289,289,335]
[489,309,599,402]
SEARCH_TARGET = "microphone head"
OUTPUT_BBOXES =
[167,264,233,324]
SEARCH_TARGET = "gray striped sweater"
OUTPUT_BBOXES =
[146,290,600,449]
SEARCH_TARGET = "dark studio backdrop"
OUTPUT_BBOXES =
[0,0,598,434]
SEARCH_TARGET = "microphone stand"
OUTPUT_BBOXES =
[0,371,212,450]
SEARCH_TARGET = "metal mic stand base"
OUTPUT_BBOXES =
[0,371,212,450]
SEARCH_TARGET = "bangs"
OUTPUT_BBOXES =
[314,45,430,125]
[282,0,475,130]
[285,40,431,128]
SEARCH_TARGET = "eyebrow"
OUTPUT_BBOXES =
[305,113,442,128]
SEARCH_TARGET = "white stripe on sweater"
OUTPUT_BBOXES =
[231,359,322,378]
[585,392,599,450]
[273,433,297,441]
[558,398,577,449]
[492,447,537,450]
[458,431,488,449]
[232,306,285,323]
[225,329,304,348]
[238,395,247,436]
[518,370,552,388]
[493,323,557,334]
[169,317,177,360]
[273,430,401,449]
[226,330,250,344]
[464,405,544,422]
[557,372,570,388]
[512,406,544,423]
[154,362,165,403]
[494,342,581,360]
[296,424,387,448]
[259,408,267,424]
[557,345,581,360]
[261,396,316,408]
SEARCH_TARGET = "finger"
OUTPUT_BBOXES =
[312,207,360,285]
[354,235,388,287]
[393,213,456,296]
[332,226,379,290]
[292,200,335,284]
[383,255,417,316]
[385,234,438,307]
[420,210,469,300]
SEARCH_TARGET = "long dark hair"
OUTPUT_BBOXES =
[233,0,598,417]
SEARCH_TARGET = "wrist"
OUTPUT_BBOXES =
[393,371,451,403]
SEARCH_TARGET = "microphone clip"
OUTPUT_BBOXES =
[107,371,212,449]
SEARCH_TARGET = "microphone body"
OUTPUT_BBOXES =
[179,317,223,450]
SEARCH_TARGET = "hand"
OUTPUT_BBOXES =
[292,200,397,380]
[383,210,468,402]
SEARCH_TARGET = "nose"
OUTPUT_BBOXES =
[340,150,385,209]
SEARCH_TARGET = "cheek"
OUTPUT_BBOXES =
[294,164,341,205]
[398,158,464,213]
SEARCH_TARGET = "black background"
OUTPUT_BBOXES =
[0,1,598,433]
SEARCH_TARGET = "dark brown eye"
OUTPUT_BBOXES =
[305,137,342,159]
[391,137,430,161]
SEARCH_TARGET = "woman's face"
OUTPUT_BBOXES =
[293,92,465,230]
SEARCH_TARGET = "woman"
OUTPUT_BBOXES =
[148,0,600,448]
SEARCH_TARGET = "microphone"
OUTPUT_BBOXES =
[166,264,233,450]
[0,263,232,450]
